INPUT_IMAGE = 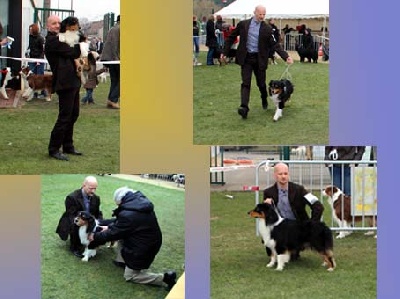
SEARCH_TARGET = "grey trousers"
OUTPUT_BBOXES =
[114,241,165,286]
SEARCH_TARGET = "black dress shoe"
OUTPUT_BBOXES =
[163,271,177,291]
[238,106,249,119]
[49,152,69,161]
[112,260,126,268]
[64,149,83,155]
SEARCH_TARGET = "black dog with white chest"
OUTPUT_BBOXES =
[248,203,336,271]
[268,79,294,122]
[74,211,101,262]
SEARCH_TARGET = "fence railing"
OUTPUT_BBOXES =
[252,160,377,234]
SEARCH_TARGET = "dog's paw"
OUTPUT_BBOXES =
[81,257,89,262]
[275,266,284,271]
[364,231,375,236]
[266,262,275,268]
[336,233,346,239]
[327,267,335,272]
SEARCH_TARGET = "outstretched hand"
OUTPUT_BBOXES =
[264,198,274,204]
[286,57,294,64]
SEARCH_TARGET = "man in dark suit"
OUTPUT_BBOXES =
[56,176,103,257]
[263,162,324,260]
[44,15,83,160]
[96,37,103,54]
[221,5,293,119]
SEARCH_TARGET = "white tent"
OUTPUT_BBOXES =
[215,0,329,20]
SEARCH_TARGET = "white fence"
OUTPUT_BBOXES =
[253,160,377,234]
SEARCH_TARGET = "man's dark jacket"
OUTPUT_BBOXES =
[44,31,81,92]
[56,189,103,241]
[223,18,289,70]
[263,182,324,221]
[91,191,162,270]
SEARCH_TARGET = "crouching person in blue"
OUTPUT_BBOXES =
[88,187,177,291]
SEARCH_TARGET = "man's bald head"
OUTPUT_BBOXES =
[254,5,266,22]
[47,15,61,33]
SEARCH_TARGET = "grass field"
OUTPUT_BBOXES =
[41,175,185,299]
[0,82,119,174]
[193,52,329,145]
[211,191,376,299]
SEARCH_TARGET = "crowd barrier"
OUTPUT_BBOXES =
[251,160,377,234]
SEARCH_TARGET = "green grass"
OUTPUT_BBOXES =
[194,52,329,145]
[211,191,376,299]
[41,175,185,299]
[0,82,119,174]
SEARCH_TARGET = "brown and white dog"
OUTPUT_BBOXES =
[0,67,13,99]
[20,66,53,102]
[323,185,377,239]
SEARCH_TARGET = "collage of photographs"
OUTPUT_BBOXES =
[0,0,397,299]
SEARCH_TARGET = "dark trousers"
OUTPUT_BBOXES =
[329,165,351,196]
[48,88,80,154]
[240,53,267,108]
[107,64,120,103]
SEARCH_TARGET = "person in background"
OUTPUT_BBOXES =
[215,15,225,49]
[81,51,107,105]
[27,23,46,98]
[267,18,280,64]
[1,21,9,83]
[96,37,103,54]
[205,15,218,66]
[324,146,366,196]
[101,15,120,109]
[193,15,202,66]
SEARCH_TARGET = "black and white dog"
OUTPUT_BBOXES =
[248,203,336,271]
[0,67,13,99]
[74,211,100,262]
[268,79,294,121]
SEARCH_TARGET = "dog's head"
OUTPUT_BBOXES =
[19,66,33,79]
[74,211,94,226]
[74,211,97,234]
[268,79,294,97]
[248,203,280,225]
[322,185,341,198]
[268,80,285,95]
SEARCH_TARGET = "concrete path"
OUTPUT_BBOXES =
[109,174,185,191]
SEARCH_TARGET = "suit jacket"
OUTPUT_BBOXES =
[56,189,103,240]
[44,31,81,92]
[100,24,120,61]
[223,18,289,70]
[263,182,324,222]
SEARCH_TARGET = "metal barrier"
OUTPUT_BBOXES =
[283,33,329,51]
[252,160,377,235]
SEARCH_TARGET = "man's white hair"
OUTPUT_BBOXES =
[113,186,137,204]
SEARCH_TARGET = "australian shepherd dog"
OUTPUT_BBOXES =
[74,211,100,262]
[268,79,294,122]
[248,203,336,271]
[323,185,377,239]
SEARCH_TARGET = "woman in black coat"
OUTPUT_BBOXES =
[89,187,177,290]
[205,15,218,65]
